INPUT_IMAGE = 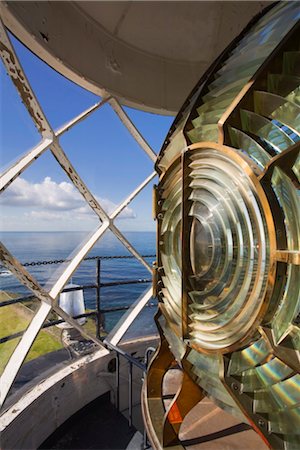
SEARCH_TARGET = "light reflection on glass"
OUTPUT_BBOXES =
[187,148,270,350]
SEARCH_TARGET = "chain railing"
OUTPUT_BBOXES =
[0,17,158,407]
[0,254,156,344]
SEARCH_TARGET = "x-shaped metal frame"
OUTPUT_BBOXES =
[0,19,157,407]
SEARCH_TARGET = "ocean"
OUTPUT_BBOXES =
[0,231,157,336]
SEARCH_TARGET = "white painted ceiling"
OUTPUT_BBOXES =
[1,1,272,114]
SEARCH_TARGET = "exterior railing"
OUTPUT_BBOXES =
[0,254,155,344]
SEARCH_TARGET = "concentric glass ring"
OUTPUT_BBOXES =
[152,4,300,448]
[185,146,272,350]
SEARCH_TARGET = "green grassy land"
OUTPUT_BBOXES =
[0,291,100,374]
[0,297,63,374]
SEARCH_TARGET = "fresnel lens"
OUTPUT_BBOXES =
[143,3,300,449]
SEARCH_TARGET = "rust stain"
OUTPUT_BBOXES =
[16,67,25,81]
[0,41,47,134]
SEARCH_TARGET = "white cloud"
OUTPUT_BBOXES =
[1,177,135,221]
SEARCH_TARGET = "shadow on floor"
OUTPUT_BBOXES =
[39,392,137,450]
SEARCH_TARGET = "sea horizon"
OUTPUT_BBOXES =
[0,231,156,333]
[0,230,156,233]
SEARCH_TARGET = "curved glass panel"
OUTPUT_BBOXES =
[152,4,300,449]
[158,159,182,324]
[186,148,270,350]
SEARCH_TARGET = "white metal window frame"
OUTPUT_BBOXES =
[0,19,157,407]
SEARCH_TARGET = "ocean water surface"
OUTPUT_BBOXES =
[0,231,157,334]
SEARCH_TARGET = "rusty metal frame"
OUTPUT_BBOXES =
[0,98,112,193]
[0,19,154,269]
[0,239,110,406]
[0,18,158,407]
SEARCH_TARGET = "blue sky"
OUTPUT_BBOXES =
[0,33,173,232]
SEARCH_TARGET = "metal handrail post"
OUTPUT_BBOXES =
[144,347,156,368]
[128,361,133,427]
[116,352,120,411]
[143,347,155,449]
[96,257,101,339]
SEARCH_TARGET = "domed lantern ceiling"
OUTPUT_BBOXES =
[1,0,272,114]
[0,2,299,450]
